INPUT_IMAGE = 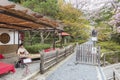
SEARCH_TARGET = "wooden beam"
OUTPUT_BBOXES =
[3,4,16,9]
[0,9,35,22]
[0,24,31,30]
[0,6,57,28]
[0,22,34,29]
[0,14,45,29]
[0,12,52,28]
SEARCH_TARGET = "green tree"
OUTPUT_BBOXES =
[57,0,90,41]
[8,0,26,3]
[21,0,90,43]
[22,0,59,18]
[91,7,114,41]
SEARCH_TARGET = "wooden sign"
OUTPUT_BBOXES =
[23,58,32,63]
[92,37,97,41]
[92,47,97,54]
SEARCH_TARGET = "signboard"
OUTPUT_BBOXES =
[91,37,97,41]
[92,47,97,54]
[23,58,32,63]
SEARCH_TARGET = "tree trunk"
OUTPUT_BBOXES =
[40,31,44,44]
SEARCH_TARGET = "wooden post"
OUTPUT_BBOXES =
[113,71,116,80]
[98,46,101,66]
[64,48,67,57]
[71,46,73,53]
[70,46,71,54]
[75,45,79,64]
[40,51,45,74]
[116,52,118,63]
[56,50,58,63]
[69,46,72,54]
[18,30,20,48]
[13,30,15,44]
[53,29,56,49]
[60,31,63,48]
[103,54,106,67]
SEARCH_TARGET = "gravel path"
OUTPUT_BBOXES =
[46,54,98,80]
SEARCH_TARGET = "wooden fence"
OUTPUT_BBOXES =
[113,68,120,80]
[40,45,74,74]
[76,44,100,65]
[101,51,120,66]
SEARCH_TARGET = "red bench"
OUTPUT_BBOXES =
[0,62,15,75]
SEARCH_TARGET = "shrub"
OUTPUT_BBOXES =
[111,33,120,44]
[25,44,51,53]
[98,41,120,52]
[78,40,86,44]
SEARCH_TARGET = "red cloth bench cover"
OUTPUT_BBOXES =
[0,62,15,75]
[44,48,55,52]
[0,54,4,59]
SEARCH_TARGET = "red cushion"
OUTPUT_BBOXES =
[0,62,15,75]
[44,48,55,52]
[0,54,4,59]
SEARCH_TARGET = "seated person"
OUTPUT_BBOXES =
[17,43,29,58]
[17,43,29,65]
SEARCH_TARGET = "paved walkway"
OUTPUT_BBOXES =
[30,41,105,80]
[103,63,120,80]
[46,53,99,80]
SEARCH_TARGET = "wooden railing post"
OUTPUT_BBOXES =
[98,46,101,66]
[64,48,67,57]
[70,46,71,53]
[116,53,118,63]
[56,50,58,63]
[72,46,74,53]
[113,71,116,80]
[103,54,106,67]
[40,51,45,74]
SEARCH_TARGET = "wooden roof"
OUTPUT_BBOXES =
[0,1,59,30]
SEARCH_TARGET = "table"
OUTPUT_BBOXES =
[0,62,15,75]
[0,54,4,59]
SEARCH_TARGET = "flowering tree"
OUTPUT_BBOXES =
[109,6,120,44]
[109,10,120,30]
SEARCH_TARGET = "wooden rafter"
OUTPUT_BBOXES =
[3,4,16,9]
[0,6,36,22]
[0,13,45,29]
[0,24,27,30]
[0,22,34,29]
[0,6,59,28]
